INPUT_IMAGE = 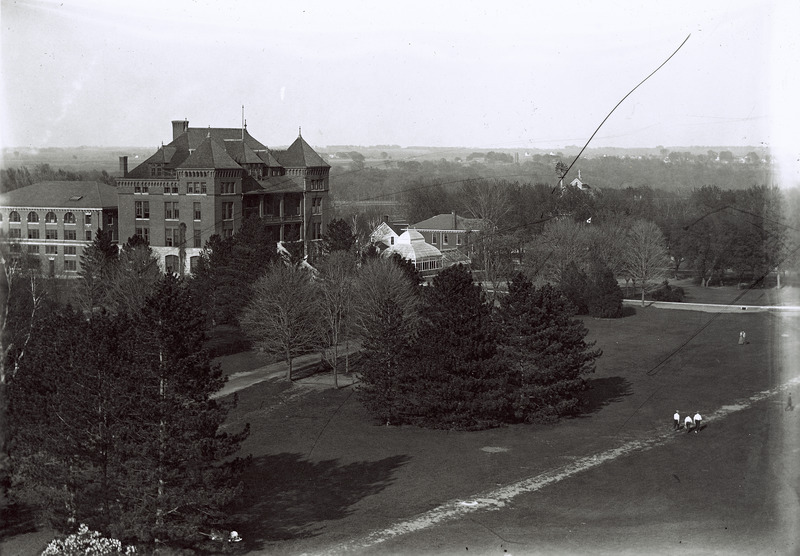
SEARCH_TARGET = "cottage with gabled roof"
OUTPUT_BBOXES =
[0,181,119,276]
[117,119,330,274]
[369,216,405,250]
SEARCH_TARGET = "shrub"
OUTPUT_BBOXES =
[585,260,623,318]
[650,280,685,302]
[559,262,588,315]
[42,524,136,556]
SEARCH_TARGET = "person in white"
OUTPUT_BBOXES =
[684,414,694,432]
[673,410,680,430]
[693,411,702,433]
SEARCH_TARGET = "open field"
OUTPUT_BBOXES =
[217,296,800,555]
[4,287,799,555]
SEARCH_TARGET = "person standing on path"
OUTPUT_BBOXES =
[685,414,694,433]
[673,410,681,430]
[787,394,794,411]
[693,411,702,433]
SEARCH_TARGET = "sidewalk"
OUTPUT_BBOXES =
[213,342,362,399]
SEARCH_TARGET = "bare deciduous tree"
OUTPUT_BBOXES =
[623,219,670,306]
[316,251,357,388]
[526,218,591,282]
[460,179,512,230]
[240,263,320,380]
[105,238,162,315]
[353,257,420,338]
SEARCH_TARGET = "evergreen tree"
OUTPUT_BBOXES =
[585,259,623,318]
[408,265,511,429]
[77,227,118,315]
[105,235,161,315]
[389,252,422,285]
[559,261,589,315]
[498,274,601,422]
[321,218,357,254]
[191,218,279,326]
[354,258,420,424]
[123,274,248,547]
[7,277,248,550]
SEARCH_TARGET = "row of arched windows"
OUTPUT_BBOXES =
[3,211,80,224]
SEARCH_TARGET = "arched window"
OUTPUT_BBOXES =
[164,255,180,275]
[64,212,76,224]
[9,211,20,222]
[189,256,200,274]
[45,211,58,223]
[27,211,40,223]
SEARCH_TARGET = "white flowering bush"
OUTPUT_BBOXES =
[41,524,136,556]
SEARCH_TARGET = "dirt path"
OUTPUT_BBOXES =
[330,377,800,555]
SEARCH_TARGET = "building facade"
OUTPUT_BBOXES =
[0,181,119,276]
[117,119,330,273]
[408,211,483,252]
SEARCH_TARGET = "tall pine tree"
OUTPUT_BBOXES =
[122,274,248,546]
[77,227,118,314]
[498,274,601,422]
[354,258,420,424]
[408,264,511,429]
[8,276,248,550]
[585,259,623,318]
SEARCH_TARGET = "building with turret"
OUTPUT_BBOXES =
[116,119,330,273]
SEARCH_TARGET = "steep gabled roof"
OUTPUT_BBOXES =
[276,135,329,168]
[410,213,483,232]
[0,181,118,209]
[257,149,283,167]
[177,135,242,169]
[224,140,264,165]
[124,144,191,178]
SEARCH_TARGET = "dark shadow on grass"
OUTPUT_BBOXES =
[573,376,633,418]
[232,452,410,550]
[0,502,39,540]
[621,305,637,317]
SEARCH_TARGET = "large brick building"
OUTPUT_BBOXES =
[117,119,330,273]
[0,181,118,276]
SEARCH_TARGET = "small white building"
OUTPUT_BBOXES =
[569,170,600,194]
[369,220,404,250]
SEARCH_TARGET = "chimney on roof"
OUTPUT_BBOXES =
[383,215,389,223]
[171,119,189,140]
[452,210,457,229]
[119,156,128,178]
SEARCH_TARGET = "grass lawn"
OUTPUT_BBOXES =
[222,298,800,555]
[4,286,798,555]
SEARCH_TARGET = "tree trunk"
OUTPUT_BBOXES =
[156,347,165,540]
[333,343,339,389]
[286,347,293,381]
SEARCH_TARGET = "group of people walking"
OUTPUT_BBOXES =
[673,410,703,433]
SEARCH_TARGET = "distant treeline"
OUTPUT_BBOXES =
[1,164,116,193]
[330,152,772,207]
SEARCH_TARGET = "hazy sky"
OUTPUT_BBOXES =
[1,1,798,162]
